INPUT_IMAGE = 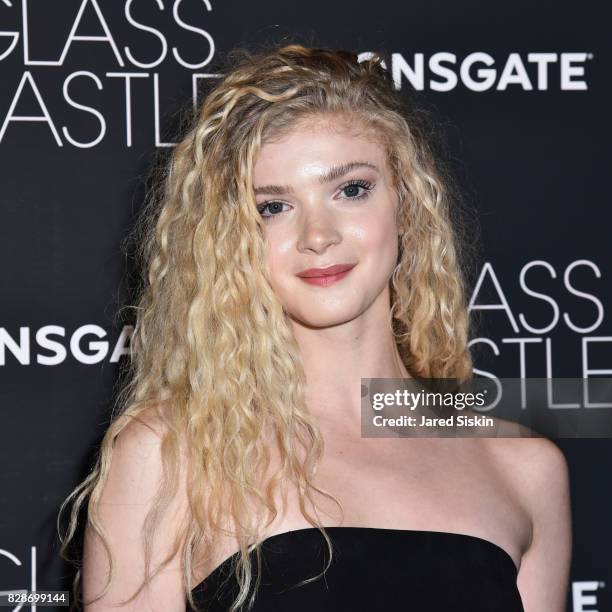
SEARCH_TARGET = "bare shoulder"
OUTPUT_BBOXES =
[481,426,570,519]
[102,405,178,495]
[481,425,569,495]
[82,404,189,611]
[482,432,572,611]
[115,403,169,446]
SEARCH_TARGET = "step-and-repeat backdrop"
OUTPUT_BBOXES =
[1,1,609,610]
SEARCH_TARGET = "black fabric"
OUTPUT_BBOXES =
[188,527,524,611]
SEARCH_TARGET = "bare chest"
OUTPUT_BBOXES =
[196,432,531,583]
[274,430,529,562]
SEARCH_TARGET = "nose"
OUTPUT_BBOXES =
[296,207,342,254]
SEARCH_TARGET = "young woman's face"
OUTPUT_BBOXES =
[252,116,400,329]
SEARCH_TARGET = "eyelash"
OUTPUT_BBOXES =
[256,179,375,220]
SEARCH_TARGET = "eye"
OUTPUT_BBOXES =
[256,201,289,220]
[339,179,374,200]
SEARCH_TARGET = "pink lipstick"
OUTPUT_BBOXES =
[296,263,356,287]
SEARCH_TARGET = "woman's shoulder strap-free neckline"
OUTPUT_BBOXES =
[191,525,519,593]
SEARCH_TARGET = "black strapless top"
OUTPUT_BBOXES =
[188,527,524,611]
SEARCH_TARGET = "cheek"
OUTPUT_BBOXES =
[263,235,292,288]
[352,214,398,266]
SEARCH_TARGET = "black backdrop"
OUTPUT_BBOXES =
[1,1,610,610]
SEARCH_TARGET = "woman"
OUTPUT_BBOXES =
[58,44,571,611]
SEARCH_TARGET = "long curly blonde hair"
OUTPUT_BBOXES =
[57,43,476,611]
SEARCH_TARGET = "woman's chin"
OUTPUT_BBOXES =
[287,309,360,330]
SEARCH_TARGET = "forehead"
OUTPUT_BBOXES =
[253,118,387,181]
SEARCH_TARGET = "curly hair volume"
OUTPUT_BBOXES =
[57,43,476,612]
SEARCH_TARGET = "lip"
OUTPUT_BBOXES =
[296,263,357,278]
[296,263,356,287]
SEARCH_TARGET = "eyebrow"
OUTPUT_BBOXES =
[253,160,380,196]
